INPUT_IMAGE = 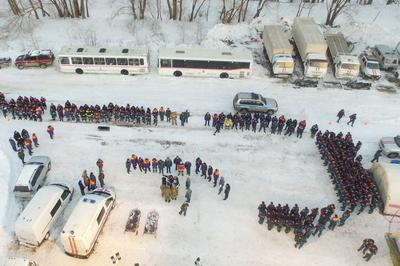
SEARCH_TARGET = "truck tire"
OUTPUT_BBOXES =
[121,69,129,75]
[39,64,47,69]
[75,68,83,74]
[17,64,24,70]
[387,153,399,159]
[173,71,182,77]
[220,72,229,79]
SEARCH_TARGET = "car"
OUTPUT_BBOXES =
[379,136,400,159]
[0,57,11,69]
[359,53,381,80]
[233,92,278,114]
[14,50,54,70]
[13,156,52,198]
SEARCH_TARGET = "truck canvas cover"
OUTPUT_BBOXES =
[325,33,350,57]
[263,25,293,57]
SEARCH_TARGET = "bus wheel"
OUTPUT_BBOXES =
[75,68,83,74]
[173,71,182,77]
[220,72,229,79]
[121,69,129,75]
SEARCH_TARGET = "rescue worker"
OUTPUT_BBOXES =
[177,162,185,176]
[328,214,339,231]
[310,124,319,138]
[200,162,207,178]
[164,183,171,203]
[337,109,345,122]
[218,176,225,194]
[207,165,213,182]
[204,112,211,126]
[179,113,185,126]
[96,158,104,174]
[213,169,220,187]
[184,161,191,176]
[89,172,97,191]
[165,157,172,173]
[258,201,267,224]
[358,238,375,254]
[179,202,189,216]
[32,133,39,147]
[143,158,151,173]
[174,155,182,170]
[47,125,54,139]
[185,188,192,203]
[171,111,178,126]
[171,177,179,200]
[296,120,306,138]
[371,150,382,163]
[347,113,357,126]
[223,184,230,200]
[185,176,191,189]
[17,148,25,164]
[24,138,33,155]
[82,170,90,187]
[224,117,232,130]
[130,154,138,170]
[338,210,351,226]
[159,106,165,121]
[364,244,378,261]
[195,157,202,174]
[213,119,222,135]
[98,171,105,188]
[78,180,85,196]
[158,159,165,174]
[126,158,131,174]
[152,158,158,173]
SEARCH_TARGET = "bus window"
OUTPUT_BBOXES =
[94,58,105,65]
[59,57,70,65]
[117,58,128,65]
[71,57,82,64]
[160,59,171,68]
[83,57,94,65]
[140,58,144,65]
[106,58,116,65]
[129,58,139,66]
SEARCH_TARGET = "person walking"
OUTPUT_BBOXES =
[371,150,382,163]
[337,109,345,123]
[218,176,225,195]
[179,202,189,216]
[78,180,86,196]
[125,158,131,174]
[223,184,231,200]
[347,113,357,126]
[47,125,54,139]
[185,188,192,203]
[194,257,202,266]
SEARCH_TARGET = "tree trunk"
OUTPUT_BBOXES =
[80,0,86,19]
[140,0,147,19]
[253,0,267,19]
[189,0,197,22]
[242,0,250,22]
[28,0,40,19]
[166,0,173,19]
[8,0,22,16]
[194,0,207,20]
[131,0,138,19]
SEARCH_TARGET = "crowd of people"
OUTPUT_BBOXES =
[9,129,40,164]
[50,100,190,126]
[205,111,319,139]
[78,159,105,195]
[316,130,381,214]
[0,92,46,121]
[258,202,353,249]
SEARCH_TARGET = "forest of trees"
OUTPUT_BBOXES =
[6,0,396,26]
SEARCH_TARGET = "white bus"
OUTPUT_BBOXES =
[58,46,149,75]
[158,48,252,79]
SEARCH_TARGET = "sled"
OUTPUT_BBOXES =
[125,209,141,235]
[143,210,159,237]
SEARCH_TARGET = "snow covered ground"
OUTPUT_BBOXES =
[1,0,400,265]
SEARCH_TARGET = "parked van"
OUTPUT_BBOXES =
[60,188,116,258]
[15,183,73,248]
[13,156,51,198]
[372,45,399,70]
[0,257,37,266]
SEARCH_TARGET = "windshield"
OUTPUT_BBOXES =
[395,136,400,147]
[309,60,328,68]
[367,62,379,69]
[91,191,111,197]
[341,63,359,70]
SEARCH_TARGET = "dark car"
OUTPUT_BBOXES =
[15,50,54,70]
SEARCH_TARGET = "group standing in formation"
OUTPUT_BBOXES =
[0,92,46,121]
[205,111,317,139]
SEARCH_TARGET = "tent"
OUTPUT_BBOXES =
[370,163,400,216]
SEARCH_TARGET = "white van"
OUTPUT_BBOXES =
[14,156,51,198]
[0,257,37,266]
[15,183,73,248]
[60,188,116,258]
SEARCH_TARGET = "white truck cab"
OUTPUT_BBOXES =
[359,53,381,79]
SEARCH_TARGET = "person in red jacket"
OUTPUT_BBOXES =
[47,125,54,139]
[96,159,104,174]
[363,243,378,261]
[296,120,306,138]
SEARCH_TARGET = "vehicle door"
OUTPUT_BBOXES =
[26,55,37,67]
[30,165,45,191]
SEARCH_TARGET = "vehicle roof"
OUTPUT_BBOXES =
[158,48,253,62]
[28,50,52,56]
[263,25,293,53]
[293,17,326,45]
[62,192,113,237]
[375,44,396,56]
[15,164,40,187]
[325,33,351,55]
[16,185,65,226]
[363,53,379,61]
[236,92,262,100]
[58,46,149,57]
[340,55,360,64]
[27,156,49,164]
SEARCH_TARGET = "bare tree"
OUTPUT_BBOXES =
[325,0,350,26]
[189,0,207,22]
[253,0,268,19]
[49,0,89,18]
[8,0,22,16]
[166,0,182,20]
[7,0,49,18]
[129,0,147,19]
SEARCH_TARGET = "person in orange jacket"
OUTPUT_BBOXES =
[213,169,220,187]
[24,138,33,155]
[159,107,165,121]
[32,133,39,147]
[177,162,185,176]
[143,158,151,173]
[47,125,54,139]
